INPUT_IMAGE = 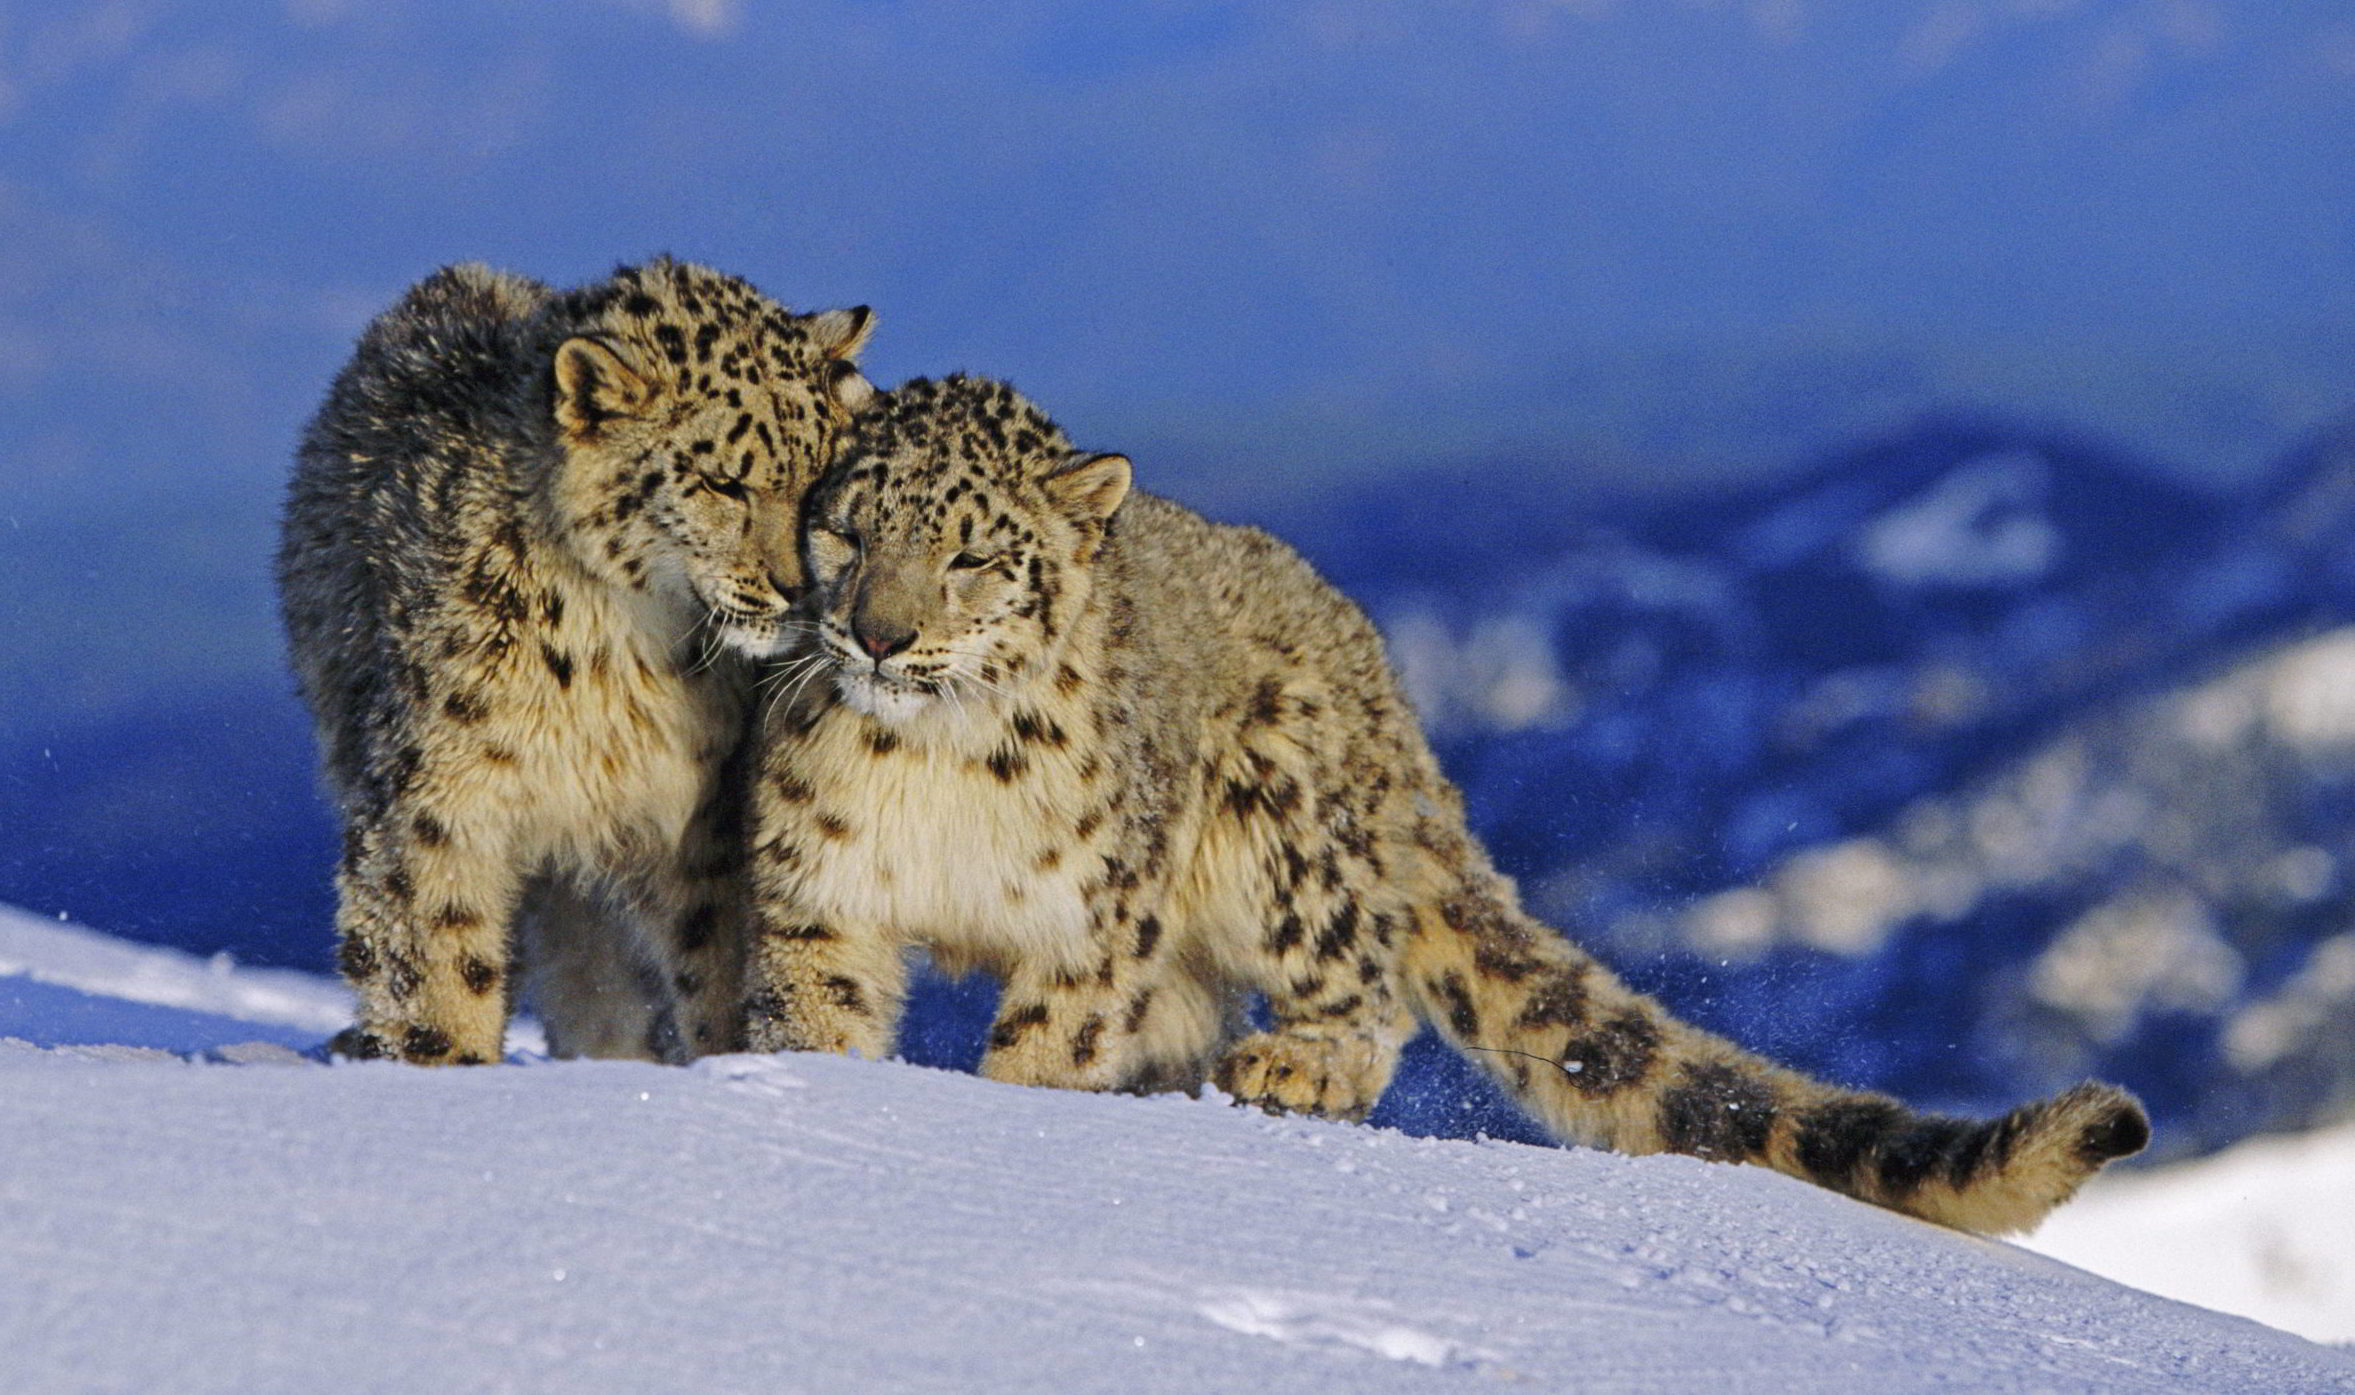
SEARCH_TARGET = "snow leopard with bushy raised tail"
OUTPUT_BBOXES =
[739,374,2149,1234]
[279,257,874,1065]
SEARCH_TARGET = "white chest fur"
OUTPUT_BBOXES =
[782,710,1101,975]
[485,577,726,865]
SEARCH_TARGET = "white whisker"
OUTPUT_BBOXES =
[686,617,731,675]
[927,647,1026,705]
[760,653,829,728]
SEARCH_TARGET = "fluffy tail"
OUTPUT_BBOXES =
[1401,869,2148,1235]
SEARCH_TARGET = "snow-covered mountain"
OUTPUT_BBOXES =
[3,906,2350,1392]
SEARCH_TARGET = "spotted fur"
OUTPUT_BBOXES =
[280,258,874,1064]
[745,376,2151,1234]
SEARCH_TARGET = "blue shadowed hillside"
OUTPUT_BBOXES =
[4,1,2353,1159]
[1274,409,2355,1157]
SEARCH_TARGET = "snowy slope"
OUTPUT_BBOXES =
[0,906,349,1045]
[2,910,2349,1394]
[2025,1121,2355,1348]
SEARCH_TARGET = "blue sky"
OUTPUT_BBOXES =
[7,0,2352,516]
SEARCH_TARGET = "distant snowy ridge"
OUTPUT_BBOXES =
[1342,414,2355,1158]
[0,902,349,1034]
[2,912,2351,1393]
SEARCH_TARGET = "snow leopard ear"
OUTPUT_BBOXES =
[1044,452,1131,524]
[826,359,876,412]
[809,305,875,361]
[553,336,655,445]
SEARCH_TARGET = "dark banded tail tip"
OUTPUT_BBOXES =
[2066,1083,2152,1164]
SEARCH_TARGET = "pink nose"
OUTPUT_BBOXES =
[854,619,914,661]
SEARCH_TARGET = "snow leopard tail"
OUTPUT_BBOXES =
[1399,859,2148,1236]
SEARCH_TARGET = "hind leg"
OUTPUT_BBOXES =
[1112,964,1241,1096]
[519,877,681,1061]
[1213,884,1418,1120]
[605,855,751,1063]
[1213,976,1417,1121]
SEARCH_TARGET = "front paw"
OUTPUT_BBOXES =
[326,1021,494,1065]
[324,1025,392,1061]
[1213,1031,1392,1122]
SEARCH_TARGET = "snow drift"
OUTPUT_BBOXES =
[2,907,2348,1394]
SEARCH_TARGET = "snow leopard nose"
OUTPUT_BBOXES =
[853,617,915,662]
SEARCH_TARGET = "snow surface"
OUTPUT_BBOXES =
[2024,1121,2355,1348]
[3,907,2350,1395]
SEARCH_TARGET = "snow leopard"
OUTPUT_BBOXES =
[739,374,2149,1235]
[279,257,874,1065]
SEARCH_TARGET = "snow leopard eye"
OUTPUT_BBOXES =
[809,526,861,574]
[947,550,997,572]
[699,473,748,502]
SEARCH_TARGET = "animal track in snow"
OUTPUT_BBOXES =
[691,1053,810,1096]
[1196,1287,1497,1368]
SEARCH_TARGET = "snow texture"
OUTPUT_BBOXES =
[2025,1120,2355,1347]
[3,907,2349,1394]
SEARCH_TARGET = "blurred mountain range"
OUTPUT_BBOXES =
[1300,410,2355,1158]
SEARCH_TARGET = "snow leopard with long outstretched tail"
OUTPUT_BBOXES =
[739,374,2148,1234]
[279,257,873,1065]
